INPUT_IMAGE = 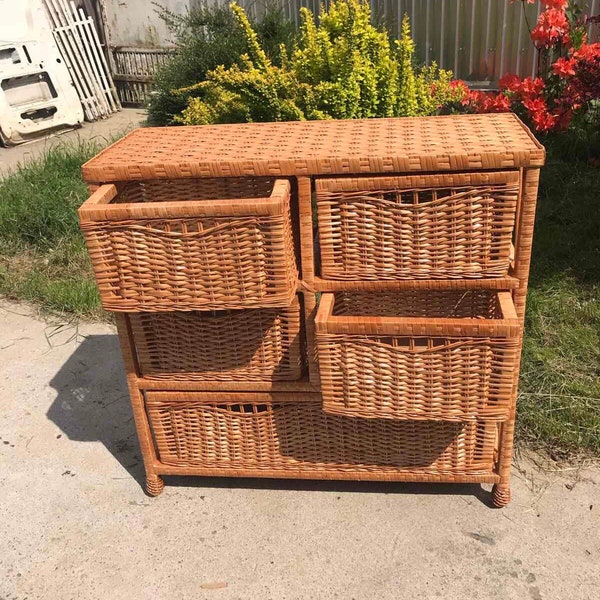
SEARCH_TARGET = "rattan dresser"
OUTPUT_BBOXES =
[79,113,545,506]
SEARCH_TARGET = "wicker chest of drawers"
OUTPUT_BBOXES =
[80,113,544,506]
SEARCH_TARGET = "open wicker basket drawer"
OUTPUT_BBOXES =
[78,177,297,312]
[315,171,520,280]
[315,290,520,421]
[145,392,499,479]
[129,296,304,382]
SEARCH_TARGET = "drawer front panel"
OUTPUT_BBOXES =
[318,335,519,420]
[79,178,297,311]
[146,394,498,476]
[130,297,304,382]
[316,171,519,281]
[316,290,520,420]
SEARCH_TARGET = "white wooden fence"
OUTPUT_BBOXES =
[44,0,120,119]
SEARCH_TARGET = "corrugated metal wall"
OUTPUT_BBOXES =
[374,0,541,83]
[270,0,599,83]
[105,0,600,105]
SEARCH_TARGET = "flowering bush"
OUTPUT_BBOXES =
[177,0,464,125]
[461,1,599,137]
[147,4,296,126]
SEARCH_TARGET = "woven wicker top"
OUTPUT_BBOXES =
[82,113,545,183]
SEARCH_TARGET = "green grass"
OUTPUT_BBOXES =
[517,157,600,457]
[0,138,598,456]
[0,142,104,319]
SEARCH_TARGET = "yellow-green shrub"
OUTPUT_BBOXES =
[177,0,466,125]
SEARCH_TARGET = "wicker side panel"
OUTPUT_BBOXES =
[494,168,541,500]
[145,397,498,476]
[317,335,520,421]
[316,180,519,280]
[513,168,541,321]
[81,195,297,312]
[129,298,304,381]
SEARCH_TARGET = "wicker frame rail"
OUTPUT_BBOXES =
[81,113,544,507]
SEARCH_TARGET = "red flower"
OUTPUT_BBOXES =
[563,43,600,104]
[521,96,564,133]
[531,9,569,48]
[461,89,485,108]
[463,8,597,134]
[524,98,555,131]
[532,110,558,132]
[499,73,522,92]
[553,56,576,77]
[520,77,545,97]
[543,0,567,9]
[483,93,511,112]
[523,96,548,114]
[449,79,470,95]
[573,42,600,61]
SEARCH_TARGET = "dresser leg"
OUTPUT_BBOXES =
[492,483,511,508]
[146,474,164,497]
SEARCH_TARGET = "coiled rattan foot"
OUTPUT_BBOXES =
[492,484,511,508]
[146,474,164,497]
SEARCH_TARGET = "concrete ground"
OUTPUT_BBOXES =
[0,108,146,177]
[0,301,598,600]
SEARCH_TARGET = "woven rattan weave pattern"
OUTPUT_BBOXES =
[82,114,544,183]
[145,395,498,476]
[316,173,519,280]
[331,289,506,319]
[79,178,297,311]
[128,297,303,381]
[80,114,544,505]
[316,290,520,420]
[116,177,276,204]
[318,335,519,421]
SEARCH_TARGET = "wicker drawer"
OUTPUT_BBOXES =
[315,171,520,280]
[146,393,498,476]
[129,297,304,382]
[315,290,520,421]
[78,177,297,311]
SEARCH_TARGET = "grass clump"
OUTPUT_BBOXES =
[0,142,104,318]
[517,157,600,456]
